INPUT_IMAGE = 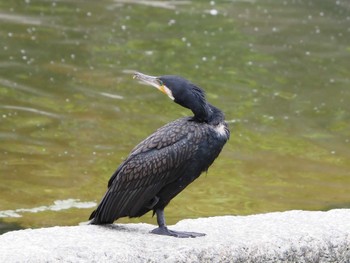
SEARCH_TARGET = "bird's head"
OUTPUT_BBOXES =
[134,72,209,122]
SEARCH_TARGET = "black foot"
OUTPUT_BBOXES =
[151,226,205,238]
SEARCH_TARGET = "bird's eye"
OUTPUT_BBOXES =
[158,79,164,86]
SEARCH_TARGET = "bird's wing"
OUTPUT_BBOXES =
[107,118,194,187]
[91,118,205,223]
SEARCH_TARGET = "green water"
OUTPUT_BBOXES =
[1,0,349,233]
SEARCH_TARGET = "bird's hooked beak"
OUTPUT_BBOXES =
[133,72,174,100]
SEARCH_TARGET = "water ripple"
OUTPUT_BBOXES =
[0,12,42,25]
[0,199,96,218]
[0,78,50,97]
[113,0,190,10]
[100,92,124,100]
[1,105,62,119]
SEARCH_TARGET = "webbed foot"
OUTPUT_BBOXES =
[151,226,205,238]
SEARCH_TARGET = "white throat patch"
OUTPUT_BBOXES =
[163,85,175,101]
[214,123,227,137]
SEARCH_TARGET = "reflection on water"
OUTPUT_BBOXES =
[0,0,349,233]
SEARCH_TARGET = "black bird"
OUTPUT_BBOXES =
[89,72,230,238]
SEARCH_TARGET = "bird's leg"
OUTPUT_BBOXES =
[150,209,206,238]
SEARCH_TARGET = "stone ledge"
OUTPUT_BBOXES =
[0,209,349,262]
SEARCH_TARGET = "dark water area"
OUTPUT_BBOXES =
[0,0,349,233]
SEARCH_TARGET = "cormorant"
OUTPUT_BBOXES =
[89,72,230,238]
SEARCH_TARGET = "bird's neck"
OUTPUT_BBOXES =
[192,103,225,125]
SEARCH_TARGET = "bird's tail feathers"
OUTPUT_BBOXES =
[89,209,96,221]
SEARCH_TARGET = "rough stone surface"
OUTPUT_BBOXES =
[0,209,349,262]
